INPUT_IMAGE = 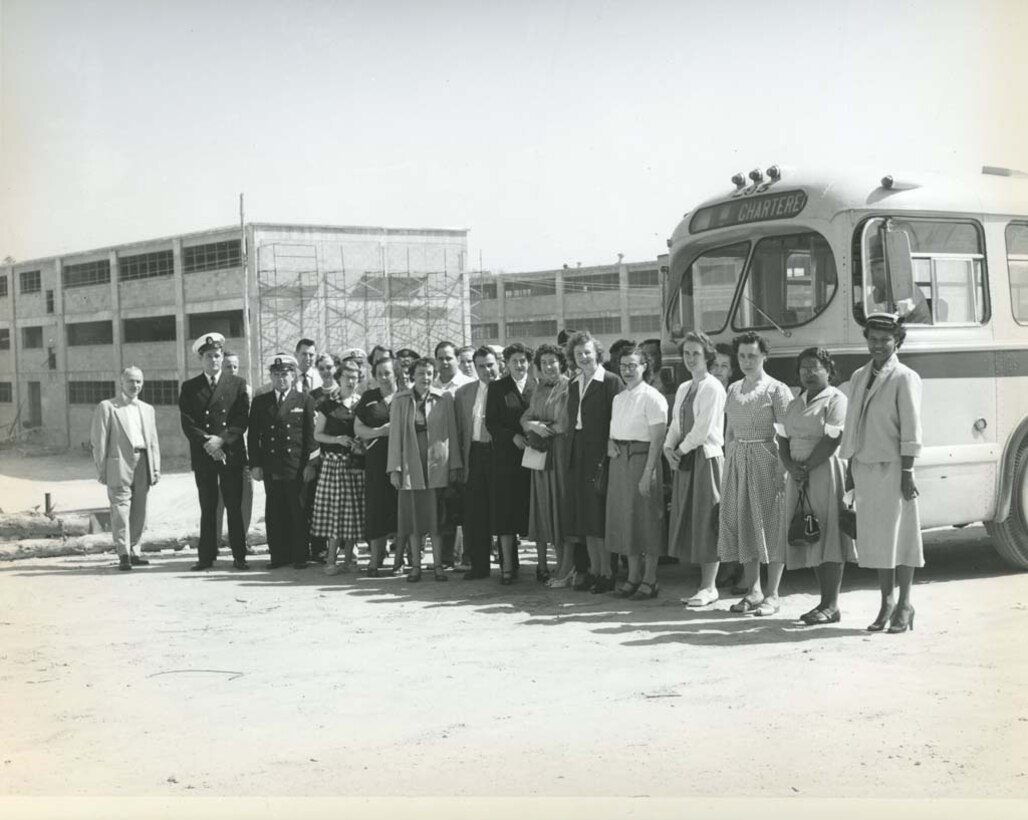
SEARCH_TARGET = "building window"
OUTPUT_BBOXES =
[471,283,497,300]
[628,269,659,288]
[124,315,177,343]
[471,323,499,342]
[1006,222,1028,324]
[139,379,179,405]
[572,315,622,334]
[0,276,7,297]
[22,326,43,349]
[69,381,115,405]
[505,279,556,298]
[0,329,9,350]
[629,314,661,333]
[19,270,41,294]
[183,240,241,273]
[188,310,244,339]
[505,319,558,338]
[0,382,11,403]
[564,272,620,293]
[66,320,114,346]
[45,290,54,314]
[63,260,111,289]
[120,249,174,282]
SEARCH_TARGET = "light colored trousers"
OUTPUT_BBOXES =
[107,452,150,557]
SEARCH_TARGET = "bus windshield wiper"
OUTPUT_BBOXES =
[742,295,792,338]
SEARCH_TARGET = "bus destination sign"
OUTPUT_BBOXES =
[689,189,808,234]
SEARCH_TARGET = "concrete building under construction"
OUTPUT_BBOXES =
[0,223,469,457]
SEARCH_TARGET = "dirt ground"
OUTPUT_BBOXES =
[1,451,1027,807]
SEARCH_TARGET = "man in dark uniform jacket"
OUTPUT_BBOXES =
[248,352,319,569]
[179,332,251,571]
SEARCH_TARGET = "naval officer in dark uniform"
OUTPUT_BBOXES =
[179,331,251,571]
[248,352,319,569]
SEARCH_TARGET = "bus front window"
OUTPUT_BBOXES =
[732,232,838,331]
[669,241,749,335]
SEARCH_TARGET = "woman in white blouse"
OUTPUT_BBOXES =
[605,345,668,599]
[665,332,727,607]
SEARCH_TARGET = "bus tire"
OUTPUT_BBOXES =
[985,442,1028,570]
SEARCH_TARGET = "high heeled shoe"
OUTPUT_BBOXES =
[887,606,915,633]
[866,604,896,632]
[630,582,659,600]
[613,581,641,598]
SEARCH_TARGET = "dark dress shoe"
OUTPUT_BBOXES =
[190,562,213,571]
[292,561,308,569]
[463,570,490,580]
[118,556,132,571]
[129,555,149,566]
[233,560,250,571]
[573,572,595,591]
[267,561,289,569]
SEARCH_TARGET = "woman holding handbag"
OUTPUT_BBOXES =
[520,344,571,585]
[776,348,855,623]
[665,331,727,608]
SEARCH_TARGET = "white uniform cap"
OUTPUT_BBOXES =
[192,332,226,355]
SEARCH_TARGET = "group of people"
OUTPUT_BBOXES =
[91,312,924,633]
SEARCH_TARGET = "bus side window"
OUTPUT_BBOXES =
[1006,222,1028,324]
[858,217,987,326]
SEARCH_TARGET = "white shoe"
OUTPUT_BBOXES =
[547,574,573,589]
[682,588,719,607]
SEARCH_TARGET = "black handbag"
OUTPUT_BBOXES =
[592,457,609,497]
[788,482,822,546]
[839,505,857,540]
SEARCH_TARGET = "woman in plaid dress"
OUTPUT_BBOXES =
[717,332,793,616]
[311,357,365,575]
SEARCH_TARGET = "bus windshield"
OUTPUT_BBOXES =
[669,241,749,335]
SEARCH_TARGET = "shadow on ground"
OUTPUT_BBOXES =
[3,526,1018,648]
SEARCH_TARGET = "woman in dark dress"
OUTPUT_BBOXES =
[311,357,365,575]
[486,343,534,585]
[354,356,400,576]
[563,330,624,593]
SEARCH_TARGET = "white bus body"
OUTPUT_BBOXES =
[662,166,1028,567]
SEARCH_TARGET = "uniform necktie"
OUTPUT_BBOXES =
[209,376,216,391]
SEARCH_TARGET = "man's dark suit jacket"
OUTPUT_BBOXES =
[178,372,250,469]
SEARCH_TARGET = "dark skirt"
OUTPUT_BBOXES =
[490,440,530,536]
[527,434,567,546]
[563,431,607,539]
[667,449,723,564]
[363,435,397,540]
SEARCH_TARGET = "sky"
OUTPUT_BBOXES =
[1,0,1026,271]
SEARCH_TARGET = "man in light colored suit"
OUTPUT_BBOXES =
[90,366,161,571]
[454,346,500,579]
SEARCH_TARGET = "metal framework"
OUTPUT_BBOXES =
[255,238,468,363]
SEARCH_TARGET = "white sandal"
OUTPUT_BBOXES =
[682,588,719,607]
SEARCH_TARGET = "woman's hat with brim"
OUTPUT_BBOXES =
[865,311,902,331]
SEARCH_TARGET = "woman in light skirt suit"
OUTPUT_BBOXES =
[839,313,923,633]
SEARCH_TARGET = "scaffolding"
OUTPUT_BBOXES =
[255,235,468,363]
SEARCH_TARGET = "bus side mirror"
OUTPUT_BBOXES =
[882,222,915,305]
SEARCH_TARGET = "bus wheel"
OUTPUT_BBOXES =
[986,443,1028,570]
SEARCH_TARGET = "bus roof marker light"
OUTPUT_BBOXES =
[881,175,895,189]
[766,165,781,181]
[748,168,764,184]
[731,173,746,189]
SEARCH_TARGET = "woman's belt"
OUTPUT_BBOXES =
[612,439,651,456]
[736,437,773,444]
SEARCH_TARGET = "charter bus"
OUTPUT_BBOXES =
[661,165,1028,568]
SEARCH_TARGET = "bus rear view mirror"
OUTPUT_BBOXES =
[882,222,915,304]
